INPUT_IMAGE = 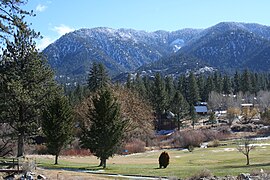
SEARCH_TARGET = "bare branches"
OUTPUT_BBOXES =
[236,138,255,165]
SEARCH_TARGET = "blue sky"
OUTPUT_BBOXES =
[24,0,270,50]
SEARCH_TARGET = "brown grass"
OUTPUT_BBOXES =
[34,168,109,180]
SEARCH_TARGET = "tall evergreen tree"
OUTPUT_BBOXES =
[189,105,197,129]
[222,75,232,95]
[142,75,153,100]
[250,73,259,95]
[0,29,57,157]
[186,72,199,105]
[233,71,241,94]
[170,91,189,130]
[0,0,37,46]
[177,75,186,98]
[134,72,147,97]
[152,73,167,115]
[165,76,176,105]
[203,76,214,101]
[42,94,74,165]
[80,89,125,168]
[213,72,222,93]
[87,62,110,92]
[197,76,205,101]
[240,69,252,94]
[126,73,132,89]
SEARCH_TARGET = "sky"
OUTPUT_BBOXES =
[23,0,270,50]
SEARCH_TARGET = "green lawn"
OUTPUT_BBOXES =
[35,139,270,179]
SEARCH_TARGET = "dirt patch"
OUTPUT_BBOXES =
[0,168,110,180]
[34,168,109,180]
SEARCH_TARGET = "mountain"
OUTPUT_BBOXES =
[43,22,270,84]
[43,27,202,83]
[139,22,270,76]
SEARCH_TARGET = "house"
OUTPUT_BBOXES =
[155,111,177,130]
[194,105,208,115]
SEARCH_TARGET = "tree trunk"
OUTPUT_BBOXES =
[98,159,103,167]
[103,159,106,169]
[17,133,24,157]
[98,158,107,168]
[246,154,250,165]
[177,113,180,131]
[55,154,59,165]
[17,105,25,157]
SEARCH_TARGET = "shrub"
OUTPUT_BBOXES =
[173,129,229,149]
[188,145,194,152]
[34,145,48,155]
[174,130,204,148]
[122,139,146,154]
[188,169,212,180]
[159,151,170,168]
[208,139,220,147]
[61,148,91,156]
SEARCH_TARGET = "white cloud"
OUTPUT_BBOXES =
[36,4,47,12]
[35,24,75,51]
[53,24,75,36]
[36,36,55,51]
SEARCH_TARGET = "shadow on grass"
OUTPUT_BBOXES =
[83,165,106,171]
[38,163,106,171]
[223,162,270,169]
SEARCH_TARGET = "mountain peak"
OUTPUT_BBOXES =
[43,22,270,84]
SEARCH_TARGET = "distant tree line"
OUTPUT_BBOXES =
[68,69,270,119]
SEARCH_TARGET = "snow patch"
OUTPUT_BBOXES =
[170,38,185,52]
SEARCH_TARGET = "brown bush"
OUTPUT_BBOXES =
[33,145,48,155]
[159,151,170,168]
[61,148,91,156]
[208,139,220,147]
[122,139,146,154]
[188,169,212,180]
[173,129,229,149]
[174,130,204,148]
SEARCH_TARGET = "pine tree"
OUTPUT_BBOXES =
[152,73,168,115]
[233,71,240,94]
[203,76,214,101]
[240,69,252,94]
[213,72,222,93]
[0,29,57,157]
[190,105,197,129]
[165,76,176,104]
[0,0,37,47]
[222,75,232,95]
[197,76,205,101]
[250,73,259,95]
[186,72,199,105]
[208,112,217,125]
[134,73,147,97]
[88,62,110,92]
[177,75,186,98]
[42,94,74,164]
[142,76,153,99]
[126,73,132,89]
[170,91,189,130]
[80,89,125,168]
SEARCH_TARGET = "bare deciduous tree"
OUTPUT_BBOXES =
[227,107,241,125]
[75,85,154,143]
[257,91,270,112]
[236,138,255,165]
[0,123,14,157]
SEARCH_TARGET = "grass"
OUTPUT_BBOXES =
[33,138,270,179]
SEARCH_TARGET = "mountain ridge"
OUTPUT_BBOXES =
[42,22,270,84]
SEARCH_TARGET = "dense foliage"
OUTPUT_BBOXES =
[0,15,57,157]
[80,89,126,168]
[42,94,74,164]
